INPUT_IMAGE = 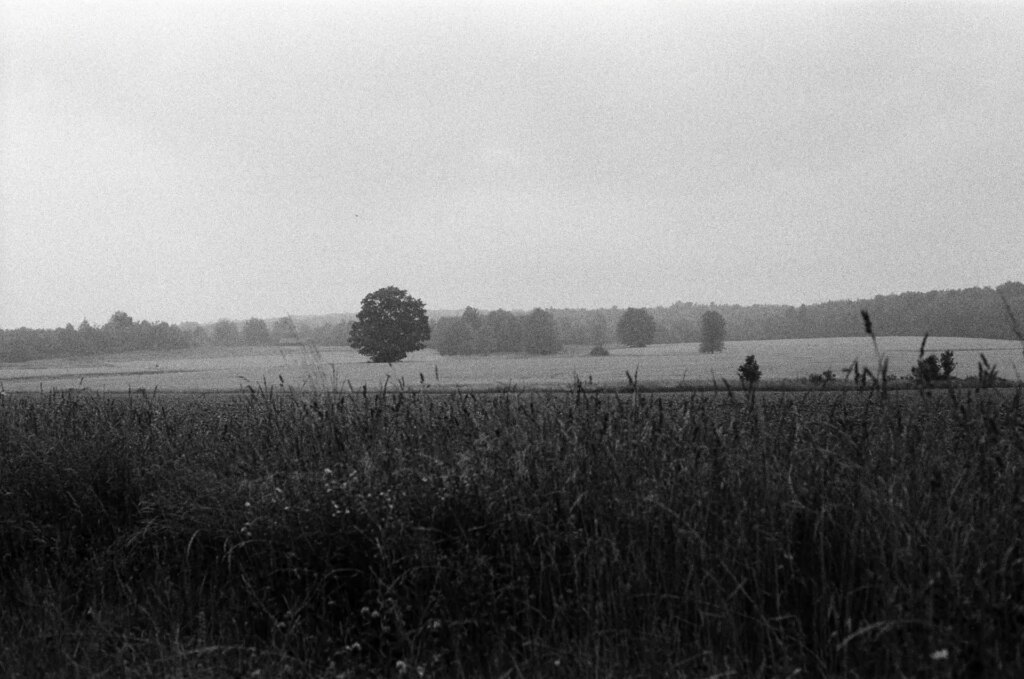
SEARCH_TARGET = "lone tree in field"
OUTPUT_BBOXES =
[348,286,430,363]
[699,310,726,353]
[616,307,657,347]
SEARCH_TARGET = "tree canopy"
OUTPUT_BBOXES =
[348,286,430,363]
[242,318,271,346]
[616,307,656,347]
[699,310,726,353]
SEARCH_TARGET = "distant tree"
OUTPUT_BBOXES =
[699,310,726,353]
[460,307,486,352]
[77,319,102,353]
[586,311,608,347]
[242,317,271,346]
[616,307,657,347]
[56,323,80,355]
[212,319,240,346]
[482,309,523,353]
[191,325,209,346]
[520,308,561,355]
[271,317,296,344]
[433,317,476,356]
[101,310,135,352]
[348,286,430,363]
[103,311,134,332]
[316,322,351,346]
[151,321,190,350]
[462,307,484,332]
[670,317,697,343]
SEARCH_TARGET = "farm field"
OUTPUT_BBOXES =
[1,335,1021,392]
[1,383,1022,677]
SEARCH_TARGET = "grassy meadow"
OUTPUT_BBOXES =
[1,335,1022,392]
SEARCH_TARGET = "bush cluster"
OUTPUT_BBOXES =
[433,307,561,356]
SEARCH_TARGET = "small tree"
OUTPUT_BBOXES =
[520,308,561,355]
[738,355,761,386]
[103,311,134,332]
[940,350,956,379]
[912,350,955,383]
[482,309,523,353]
[348,286,430,363]
[586,311,608,347]
[913,353,944,384]
[462,306,484,332]
[242,317,271,346]
[212,319,240,346]
[433,317,476,356]
[699,310,726,353]
[616,307,657,348]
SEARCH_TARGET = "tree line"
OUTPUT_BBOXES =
[627,281,1024,344]
[432,308,563,356]
[1,281,1020,364]
[432,306,726,356]
[0,312,353,363]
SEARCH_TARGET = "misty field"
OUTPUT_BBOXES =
[1,381,1023,677]
[1,336,1022,393]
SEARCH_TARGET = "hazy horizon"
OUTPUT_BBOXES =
[3,1,1023,329]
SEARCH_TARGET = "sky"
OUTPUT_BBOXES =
[2,0,1023,329]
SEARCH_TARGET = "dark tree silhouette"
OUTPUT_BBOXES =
[699,310,726,353]
[737,355,761,386]
[616,307,656,347]
[348,286,430,363]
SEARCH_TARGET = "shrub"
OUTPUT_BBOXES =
[737,355,761,386]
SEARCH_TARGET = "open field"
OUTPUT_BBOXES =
[1,336,1021,392]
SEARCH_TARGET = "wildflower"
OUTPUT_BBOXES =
[930,649,949,661]
[395,660,408,676]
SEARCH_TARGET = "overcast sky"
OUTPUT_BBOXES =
[2,1,1022,328]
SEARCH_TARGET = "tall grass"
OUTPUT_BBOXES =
[1,382,1023,677]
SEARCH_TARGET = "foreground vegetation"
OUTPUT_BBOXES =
[1,380,1023,677]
